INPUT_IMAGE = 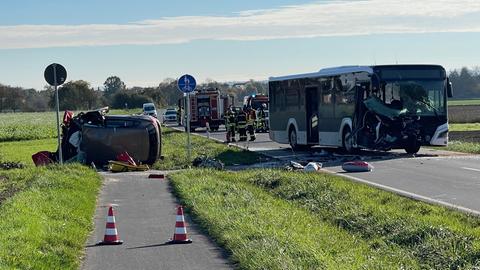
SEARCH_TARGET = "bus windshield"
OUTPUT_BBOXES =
[380,80,446,116]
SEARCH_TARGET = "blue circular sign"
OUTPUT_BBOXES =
[177,74,196,93]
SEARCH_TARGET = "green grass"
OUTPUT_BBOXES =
[449,99,480,106]
[449,123,480,132]
[0,112,57,142]
[170,169,480,270]
[441,141,480,154]
[0,110,140,142]
[153,128,263,170]
[0,164,102,269]
[0,138,57,165]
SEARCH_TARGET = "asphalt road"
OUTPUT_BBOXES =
[81,171,232,270]
[172,124,480,215]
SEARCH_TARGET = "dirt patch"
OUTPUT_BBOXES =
[450,131,480,142]
[0,175,20,205]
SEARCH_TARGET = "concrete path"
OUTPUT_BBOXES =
[81,171,232,270]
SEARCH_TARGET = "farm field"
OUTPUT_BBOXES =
[448,99,480,106]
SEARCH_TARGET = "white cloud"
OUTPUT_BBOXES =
[1,0,480,49]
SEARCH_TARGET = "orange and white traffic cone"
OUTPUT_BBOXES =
[97,205,123,245]
[169,206,192,244]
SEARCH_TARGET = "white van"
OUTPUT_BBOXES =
[142,103,157,118]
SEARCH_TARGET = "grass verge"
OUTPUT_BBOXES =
[171,169,480,270]
[441,141,480,154]
[0,164,102,269]
[153,128,263,170]
[449,123,480,132]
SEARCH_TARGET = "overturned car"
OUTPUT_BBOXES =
[34,108,162,167]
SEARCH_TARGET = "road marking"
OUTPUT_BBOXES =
[322,168,480,217]
[462,167,480,172]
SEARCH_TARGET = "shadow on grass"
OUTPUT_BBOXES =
[215,149,261,166]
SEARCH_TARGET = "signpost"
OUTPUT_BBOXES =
[44,63,67,164]
[177,74,196,164]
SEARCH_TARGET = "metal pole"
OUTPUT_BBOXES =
[186,93,191,164]
[53,64,63,165]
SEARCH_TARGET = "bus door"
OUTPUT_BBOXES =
[305,87,319,143]
[318,78,336,145]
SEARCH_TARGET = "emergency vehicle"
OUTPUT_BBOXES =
[179,88,234,132]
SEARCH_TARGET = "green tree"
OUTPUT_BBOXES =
[104,76,126,97]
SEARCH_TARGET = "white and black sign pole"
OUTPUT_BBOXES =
[53,64,63,164]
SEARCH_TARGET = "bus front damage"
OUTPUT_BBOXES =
[351,66,452,154]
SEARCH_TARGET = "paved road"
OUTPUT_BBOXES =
[173,124,480,215]
[82,171,232,270]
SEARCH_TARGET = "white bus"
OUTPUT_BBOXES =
[268,65,453,154]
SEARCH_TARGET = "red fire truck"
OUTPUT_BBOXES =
[243,94,269,110]
[179,88,234,132]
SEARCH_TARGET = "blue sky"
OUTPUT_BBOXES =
[1,0,480,89]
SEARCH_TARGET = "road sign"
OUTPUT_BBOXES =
[44,63,67,86]
[44,63,67,165]
[177,74,196,93]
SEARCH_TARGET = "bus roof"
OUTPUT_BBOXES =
[269,66,373,82]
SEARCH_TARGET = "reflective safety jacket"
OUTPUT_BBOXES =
[237,112,247,128]
[246,109,256,125]
[225,111,236,128]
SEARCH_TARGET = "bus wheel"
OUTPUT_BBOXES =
[342,127,356,154]
[404,139,421,154]
[289,127,300,150]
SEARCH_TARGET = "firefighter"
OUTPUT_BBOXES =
[176,107,181,126]
[224,106,236,143]
[257,103,267,132]
[246,106,256,141]
[237,106,248,141]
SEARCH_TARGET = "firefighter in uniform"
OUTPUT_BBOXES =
[224,106,236,143]
[246,106,256,141]
[237,107,248,141]
[257,103,267,132]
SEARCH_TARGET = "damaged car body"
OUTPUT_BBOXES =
[269,65,453,154]
[33,107,162,167]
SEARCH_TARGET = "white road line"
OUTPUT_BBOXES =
[322,168,480,217]
[462,167,480,172]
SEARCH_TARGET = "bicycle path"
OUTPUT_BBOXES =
[81,170,232,270]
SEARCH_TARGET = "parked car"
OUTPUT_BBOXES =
[143,103,157,118]
[163,108,177,123]
[58,107,162,166]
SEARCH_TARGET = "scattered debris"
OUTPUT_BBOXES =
[289,161,305,170]
[304,162,322,172]
[192,156,224,170]
[0,162,25,170]
[108,152,149,173]
[342,161,374,172]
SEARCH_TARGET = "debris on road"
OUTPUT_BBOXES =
[342,161,374,172]
[304,162,322,172]
[192,156,224,170]
[108,151,149,172]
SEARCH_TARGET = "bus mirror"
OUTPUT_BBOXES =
[447,78,453,98]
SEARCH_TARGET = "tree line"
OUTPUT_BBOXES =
[0,76,267,112]
[1,67,478,112]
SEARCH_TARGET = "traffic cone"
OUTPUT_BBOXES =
[97,205,123,245]
[169,206,192,244]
